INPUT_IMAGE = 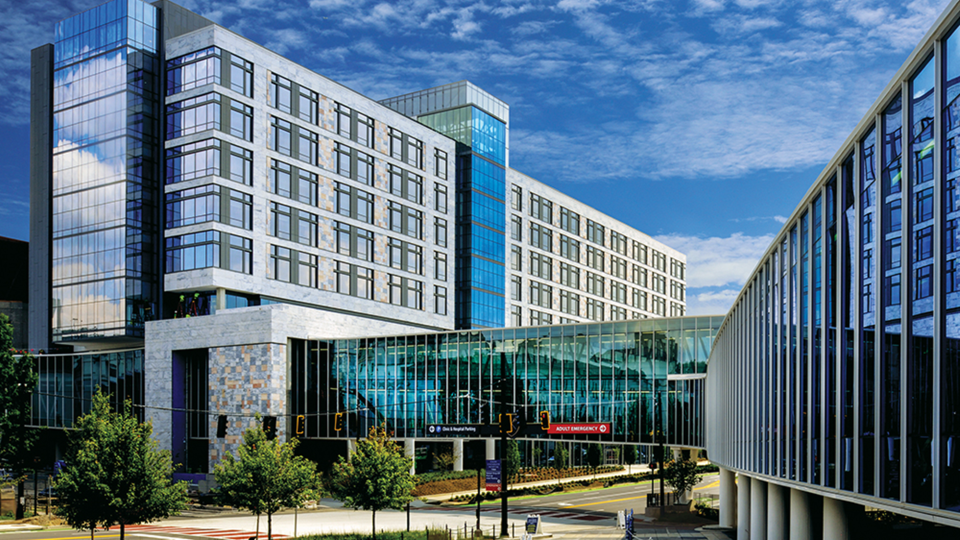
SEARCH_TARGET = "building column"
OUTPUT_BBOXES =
[823,497,860,540]
[347,439,357,459]
[486,438,496,461]
[405,438,416,475]
[767,483,787,540]
[673,448,682,461]
[750,477,767,540]
[719,467,737,529]
[216,287,226,311]
[453,439,464,471]
[738,474,752,540]
[789,488,813,540]
[689,449,700,462]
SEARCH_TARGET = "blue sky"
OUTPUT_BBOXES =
[0,0,951,314]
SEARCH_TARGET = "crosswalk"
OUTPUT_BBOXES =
[421,504,612,523]
[124,524,289,539]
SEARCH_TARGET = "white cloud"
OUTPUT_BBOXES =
[653,232,775,288]
[685,288,741,315]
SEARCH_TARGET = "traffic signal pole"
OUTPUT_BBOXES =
[500,353,508,538]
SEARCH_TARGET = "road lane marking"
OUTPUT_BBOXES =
[562,495,648,508]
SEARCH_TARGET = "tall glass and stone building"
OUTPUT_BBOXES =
[707,0,960,536]
[28,0,685,470]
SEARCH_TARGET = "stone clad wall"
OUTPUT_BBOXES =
[208,342,287,465]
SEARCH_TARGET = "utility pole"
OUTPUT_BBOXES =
[657,391,665,507]
[500,352,509,538]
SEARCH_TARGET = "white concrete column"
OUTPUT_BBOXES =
[486,438,496,461]
[689,449,700,462]
[767,483,787,540]
[347,439,357,459]
[215,287,226,311]
[453,439,464,471]
[738,474,752,540]
[823,497,858,540]
[750,477,767,540]
[673,448,682,461]
[719,467,737,529]
[405,438,416,475]
[789,488,812,540]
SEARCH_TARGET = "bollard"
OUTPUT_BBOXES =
[512,523,515,537]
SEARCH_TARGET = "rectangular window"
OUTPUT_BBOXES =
[298,85,319,124]
[336,102,353,139]
[226,188,252,230]
[632,288,647,310]
[529,281,553,308]
[670,280,685,301]
[632,265,647,287]
[560,207,580,235]
[586,246,604,272]
[435,253,448,281]
[915,226,933,261]
[165,185,218,228]
[388,237,423,274]
[511,246,522,271]
[166,92,219,140]
[530,193,553,223]
[511,305,522,326]
[388,201,423,239]
[560,290,580,316]
[389,164,423,204]
[885,273,901,305]
[298,252,317,287]
[948,219,960,253]
[535,252,554,280]
[586,298,604,321]
[269,203,315,245]
[610,231,627,255]
[228,99,253,141]
[435,184,448,214]
[586,219,605,246]
[166,47,252,97]
[270,245,292,282]
[530,223,553,252]
[389,274,423,309]
[560,235,580,263]
[886,198,902,232]
[915,265,933,299]
[389,127,422,167]
[632,241,647,264]
[611,281,627,304]
[435,149,448,180]
[511,275,522,301]
[511,215,522,241]
[228,52,254,97]
[652,274,667,294]
[670,259,686,280]
[586,272,604,296]
[271,116,293,156]
[560,262,580,289]
[297,210,318,247]
[336,182,374,224]
[228,234,252,274]
[916,187,933,222]
[651,296,666,316]
[651,251,667,272]
[511,185,522,211]
[298,127,318,164]
[948,259,959,293]
[530,310,553,326]
[611,306,627,321]
[435,285,447,315]
[335,261,374,299]
[270,160,317,205]
[166,138,252,185]
[611,255,627,279]
[271,73,293,113]
[335,221,374,262]
[434,217,447,247]
[165,231,220,273]
[270,202,292,240]
[357,112,374,149]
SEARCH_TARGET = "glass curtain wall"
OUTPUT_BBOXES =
[290,316,721,445]
[51,0,160,342]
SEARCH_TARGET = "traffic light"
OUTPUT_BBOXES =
[263,415,277,440]
[334,412,344,432]
[295,414,305,436]
[498,413,514,434]
[217,415,228,438]
[539,410,550,431]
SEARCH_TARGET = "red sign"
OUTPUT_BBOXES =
[547,423,611,434]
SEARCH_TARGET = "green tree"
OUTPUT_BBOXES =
[328,425,415,540]
[586,443,603,477]
[503,439,520,489]
[55,390,187,540]
[0,314,39,520]
[215,419,319,540]
[664,459,704,504]
[552,442,568,480]
[624,445,638,474]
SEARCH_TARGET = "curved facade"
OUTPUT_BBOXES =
[707,0,960,533]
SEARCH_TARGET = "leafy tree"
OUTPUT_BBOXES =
[586,443,603,477]
[0,314,39,520]
[532,447,543,467]
[215,419,319,540]
[624,445,638,474]
[664,459,704,503]
[502,439,521,489]
[55,390,187,540]
[552,443,568,479]
[328,425,415,540]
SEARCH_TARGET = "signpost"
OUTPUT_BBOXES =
[486,459,502,492]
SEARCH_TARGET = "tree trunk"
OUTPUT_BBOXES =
[372,509,376,540]
[256,513,260,539]
[267,512,272,540]
[120,522,125,540]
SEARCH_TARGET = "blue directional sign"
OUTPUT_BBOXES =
[486,459,501,492]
